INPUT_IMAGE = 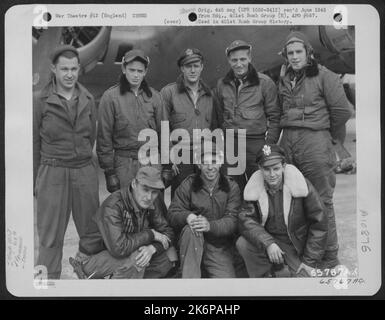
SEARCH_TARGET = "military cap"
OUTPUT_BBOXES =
[136,166,164,190]
[50,45,79,63]
[256,144,286,167]
[177,48,203,67]
[122,49,150,66]
[225,40,252,56]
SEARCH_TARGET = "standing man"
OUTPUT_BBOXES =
[237,144,328,277]
[72,166,175,279]
[161,48,218,196]
[215,40,281,192]
[278,31,352,268]
[33,45,99,279]
[167,144,241,278]
[97,49,163,193]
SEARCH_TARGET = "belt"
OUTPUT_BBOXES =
[40,157,92,168]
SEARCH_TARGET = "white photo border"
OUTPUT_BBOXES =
[4,3,381,296]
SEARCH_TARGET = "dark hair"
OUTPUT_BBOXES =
[119,74,152,97]
[53,50,80,65]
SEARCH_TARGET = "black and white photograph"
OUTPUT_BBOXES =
[4,4,381,297]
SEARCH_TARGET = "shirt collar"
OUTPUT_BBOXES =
[130,87,143,96]
[184,81,202,93]
[52,79,79,100]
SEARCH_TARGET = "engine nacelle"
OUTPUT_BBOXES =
[318,26,355,73]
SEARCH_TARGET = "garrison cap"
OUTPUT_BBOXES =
[136,166,165,190]
[122,49,150,66]
[225,40,252,56]
[256,144,286,167]
[50,45,79,63]
[177,48,203,67]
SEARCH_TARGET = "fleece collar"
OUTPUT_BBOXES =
[280,58,319,79]
[244,164,308,226]
[223,63,260,86]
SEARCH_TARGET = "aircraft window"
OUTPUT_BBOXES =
[115,44,134,63]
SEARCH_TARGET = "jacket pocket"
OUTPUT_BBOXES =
[294,225,308,242]
[286,108,304,122]
[171,112,187,128]
[115,117,129,131]
[139,102,156,129]
[240,108,262,120]
[222,95,235,109]
[41,112,65,141]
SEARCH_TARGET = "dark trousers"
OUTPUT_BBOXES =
[280,128,339,268]
[236,236,309,277]
[114,154,163,188]
[225,135,265,194]
[78,248,173,279]
[35,163,99,279]
[178,226,235,278]
[114,155,141,188]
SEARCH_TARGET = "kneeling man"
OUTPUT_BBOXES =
[71,166,175,279]
[236,144,328,277]
[168,144,241,278]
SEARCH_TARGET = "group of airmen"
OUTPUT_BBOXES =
[33,30,352,279]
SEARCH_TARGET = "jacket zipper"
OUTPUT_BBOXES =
[135,92,140,122]
[209,188,214,222]
[234,82,238,117]
[51,100,78,155]
[286,200,299,254]
[187,89,199,129]
[234,80,246,117]
[289,76,306,123]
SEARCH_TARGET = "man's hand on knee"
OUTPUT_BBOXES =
[135,245,156,268]
[191,215,210,233]
[186,213,202,237]
[152,229,171,250]
[266,243,285,264]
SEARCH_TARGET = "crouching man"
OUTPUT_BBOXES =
[236,144,328,277]
[167,143,242,278]
[70,166,176,279]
